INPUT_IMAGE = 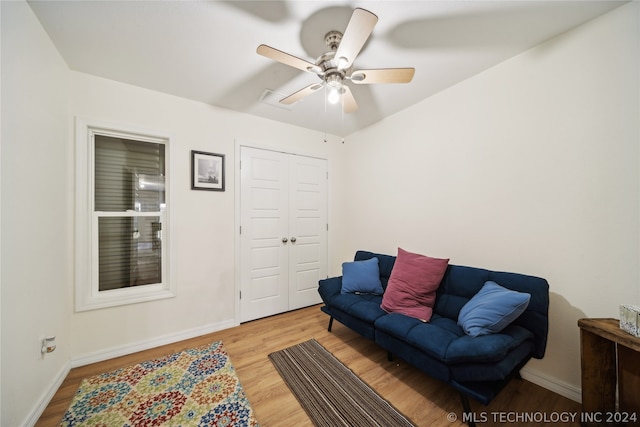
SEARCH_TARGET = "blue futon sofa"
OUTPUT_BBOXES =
[318,250,549,425]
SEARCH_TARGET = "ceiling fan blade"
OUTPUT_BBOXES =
[350,68,415,84]
[342,86,358,113]
[257,44,322,74]
[335,8,378,70]
[280,83,323,105]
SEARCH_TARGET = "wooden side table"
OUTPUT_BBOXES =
[578,318,640,426]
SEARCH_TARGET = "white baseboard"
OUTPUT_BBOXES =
[521,366,582,403]
[70,318,238,368]
[25,362,71,427]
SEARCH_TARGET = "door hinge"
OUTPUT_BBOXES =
[239,226,242,235]
[239,291,242,300]
[327,223,329,231]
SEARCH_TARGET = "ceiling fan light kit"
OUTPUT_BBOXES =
[325,72,344,105]
[257,7,415,113]
[326,87,342,105]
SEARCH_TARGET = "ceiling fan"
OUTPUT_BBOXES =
[257,8,415,113]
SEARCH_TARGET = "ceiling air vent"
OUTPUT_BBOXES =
[258,89,298,110]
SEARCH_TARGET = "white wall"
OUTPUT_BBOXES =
[67,72,347,360]
[2,1,638,425]
[1,1,72,426]
[1,2,349,425]
[343,2,639,399]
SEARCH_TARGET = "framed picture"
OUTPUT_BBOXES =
[191,150,225,191]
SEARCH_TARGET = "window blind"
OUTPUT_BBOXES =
[94,135,165,291]
[94,136,165,212]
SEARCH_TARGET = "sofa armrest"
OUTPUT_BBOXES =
[318,276,342,304]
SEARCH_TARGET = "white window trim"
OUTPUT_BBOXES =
[75,117,175,311]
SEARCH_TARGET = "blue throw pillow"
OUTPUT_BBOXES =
[341,257,384,295]
[458,281,531,337]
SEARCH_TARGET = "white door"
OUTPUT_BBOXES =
[288,155,327,310]
[240,146,327,322]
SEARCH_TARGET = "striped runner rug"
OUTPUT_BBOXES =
[268,339,416,427]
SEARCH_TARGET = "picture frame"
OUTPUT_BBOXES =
[191,150,225,191]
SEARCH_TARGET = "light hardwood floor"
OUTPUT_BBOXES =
[37,304,581,426]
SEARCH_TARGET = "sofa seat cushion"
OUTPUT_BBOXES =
[450,340,535,382]
[327,293,387,324]
[374,313,534,364]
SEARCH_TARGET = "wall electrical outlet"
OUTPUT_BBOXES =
[41,336,56,354]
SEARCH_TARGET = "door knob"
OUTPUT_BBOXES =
[282,237,288,243]
[290,237,297,243]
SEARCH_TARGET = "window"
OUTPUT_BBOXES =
[76,118,174,311]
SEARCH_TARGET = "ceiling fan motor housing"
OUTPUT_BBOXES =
[314,51,349,82]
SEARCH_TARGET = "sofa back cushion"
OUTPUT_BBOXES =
[355,251,396,289]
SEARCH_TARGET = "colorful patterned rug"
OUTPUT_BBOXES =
[61,341,259,426]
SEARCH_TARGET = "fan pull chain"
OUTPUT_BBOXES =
[323,86,328,143]
[341,93,345,143]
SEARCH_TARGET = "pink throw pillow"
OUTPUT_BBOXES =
[380,248,449,322]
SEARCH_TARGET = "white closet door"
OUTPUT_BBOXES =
[288,154,327,310]
[240,146,327,322]
[240,147,289,322]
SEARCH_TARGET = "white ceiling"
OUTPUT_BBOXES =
[28,0,626,136]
